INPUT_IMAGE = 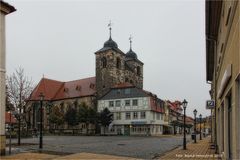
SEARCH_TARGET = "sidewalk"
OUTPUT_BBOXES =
[158,136,222,160]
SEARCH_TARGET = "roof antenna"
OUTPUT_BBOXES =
[129,35,133,50]
[108,20,112,39]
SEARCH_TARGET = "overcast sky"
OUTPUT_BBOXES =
[5,0,210,117]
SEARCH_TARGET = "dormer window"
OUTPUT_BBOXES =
[89,83,95,89]
[76,85,81,91]
[64,88,69,92]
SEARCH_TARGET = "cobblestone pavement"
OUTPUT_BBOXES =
[6,135,192,159]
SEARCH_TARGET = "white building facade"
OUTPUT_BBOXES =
[98,84,166,136]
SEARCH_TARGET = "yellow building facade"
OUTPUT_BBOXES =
[206,1,239,159]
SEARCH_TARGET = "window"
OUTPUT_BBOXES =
[220,43,224,53]
[117,89,121,94]
[124,89,130,94]
[115,100,121,107]
[130,80,133,84]
[126,112,131,120]
[132,99,138,106]
[133,112,138,119]
[125,100,130,106]
[60,103,64,113]
[125,78,129,82]
[116,57,121,69]
[116,112,121,120]
[137,66,141,76]
[140,112,146,119]
[109,101,114,107]
[101,57,107,68]
[225,7,231,26]
[157,113,160,120]
[161,114,163,120]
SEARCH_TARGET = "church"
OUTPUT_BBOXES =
[25,25,145,133]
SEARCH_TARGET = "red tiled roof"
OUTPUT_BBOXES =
[5,112,17,124]
[28,77,96,101]
[54,77,96,99]
[167,100,183,112]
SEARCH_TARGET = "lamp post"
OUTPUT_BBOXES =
[182,99,188,150]
[8,111,12,155]
[204,117,206,137]
[199,114,202,140]
[39,92,44,149]
[193,109,197,143]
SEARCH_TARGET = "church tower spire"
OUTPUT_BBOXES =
[129,35,133,50]
[108,20,112,39]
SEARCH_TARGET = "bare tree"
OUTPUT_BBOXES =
[6,67,33,145]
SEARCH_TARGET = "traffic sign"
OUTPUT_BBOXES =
[206,100,215,109]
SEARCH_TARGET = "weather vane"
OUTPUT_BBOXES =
[129,35,133,49]
[108,20,113,38]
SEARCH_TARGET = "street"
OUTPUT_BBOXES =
[7,135,192,159]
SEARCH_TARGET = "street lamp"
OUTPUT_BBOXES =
[182,99,188,150]
[39,92,44,149]
[193,109,197,143]
[204,117,206,137]
[199,114,202,140]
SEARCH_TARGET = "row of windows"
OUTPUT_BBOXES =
[115,111,146,120]
[153,112,164,120]
[109,99,138,107]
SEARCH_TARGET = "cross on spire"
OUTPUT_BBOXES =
[108,20,112,38]
[129,35,133,50]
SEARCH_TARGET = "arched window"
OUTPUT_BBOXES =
[101,57,107,68]
[125,77,129,82]
[116,57,121,69]
[137,66,141,76]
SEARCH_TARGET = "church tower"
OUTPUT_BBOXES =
[95,22,125,98]
[124,36,144,89]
